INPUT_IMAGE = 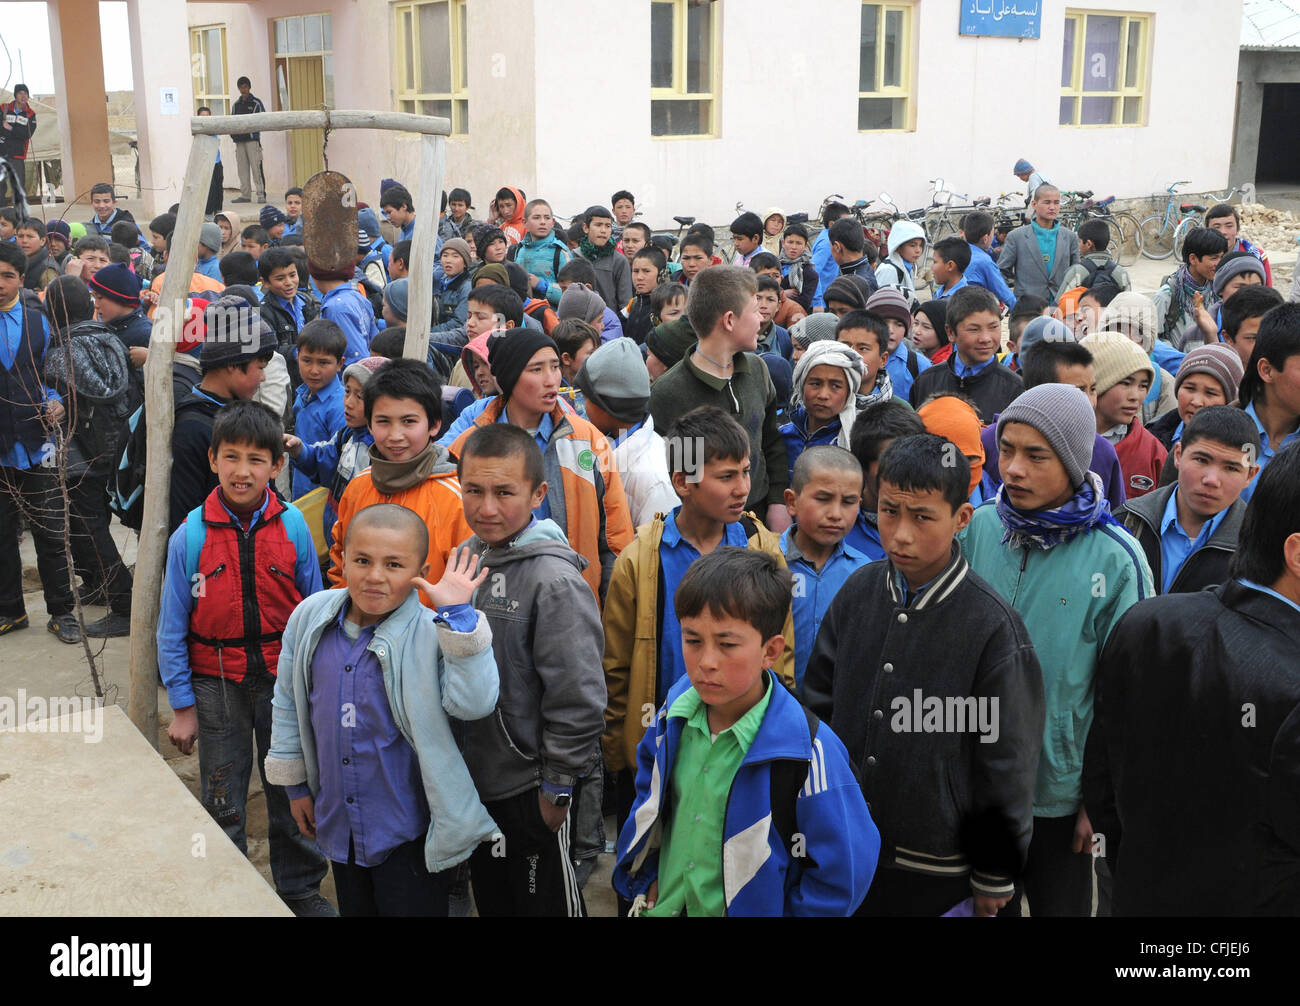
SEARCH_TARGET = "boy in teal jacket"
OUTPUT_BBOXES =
[959,383,1152,917]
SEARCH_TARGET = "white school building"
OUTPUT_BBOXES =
[38,0,1242,225]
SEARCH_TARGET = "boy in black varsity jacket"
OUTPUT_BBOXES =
[804,433,1044,916]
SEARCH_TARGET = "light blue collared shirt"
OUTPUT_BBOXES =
[1237,579,1300,616]
[1158,487,1228,593]
[1241,401,1300,504]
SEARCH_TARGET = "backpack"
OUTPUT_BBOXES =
[523,298,560,334]
[42,320,135,473]
[1080,257,1121,296]
[508,239,564,281]
[108,396,215,531]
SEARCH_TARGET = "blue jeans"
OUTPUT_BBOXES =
[192,672,328,900]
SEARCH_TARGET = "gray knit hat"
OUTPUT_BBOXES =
[441,237,472,268]
[1019,315,1075,353]
[343,355,388,389]
[557,284,606,324]
[199,222,224,253]
[789,312,840,350]
[1211,251,1267,297]
[574,338,651,425]
[996,384,1096,489]
[199,295,277,372]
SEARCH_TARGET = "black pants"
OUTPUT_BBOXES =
[67,471,132,615]
[206,161,224,217]
[470,788,586,917]
[999,813,1094,917]
[331,836,452,917]
[857,865,974,917]
[0,464,73,619]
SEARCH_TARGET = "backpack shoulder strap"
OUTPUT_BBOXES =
[506,242,520,262]
[183,507,208,581]
[906,346,919,379]
[770,703,821,863]
[553,244,563,278]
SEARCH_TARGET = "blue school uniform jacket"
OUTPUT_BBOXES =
[780,407,842,484]
[290,378,345,499]
[613,670,880,917]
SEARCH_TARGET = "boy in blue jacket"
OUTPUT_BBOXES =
[614,548,879,916]
[159,402,331,916]
[289,318,346,499]
[285,356,381,547]
[267,503,500,916]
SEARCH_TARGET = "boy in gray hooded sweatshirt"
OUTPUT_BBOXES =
[455,423,607,917]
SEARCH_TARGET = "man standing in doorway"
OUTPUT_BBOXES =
[231,77,266,204]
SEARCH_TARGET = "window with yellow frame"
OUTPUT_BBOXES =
[190,25,229,115]
[859,2,913,131]
[394,0,469,134]
[1060,10,1151,127]
[650,0,719,138]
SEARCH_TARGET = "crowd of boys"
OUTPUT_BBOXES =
[2,163,1299,918]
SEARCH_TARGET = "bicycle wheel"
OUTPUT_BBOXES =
[1110,211,1144,266]
[1172,215,1198,263]
[1139,215,1175,259]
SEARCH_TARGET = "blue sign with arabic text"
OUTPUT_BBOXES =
[960,0,1042,39]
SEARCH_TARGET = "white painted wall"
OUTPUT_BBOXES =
[532,0,1242,228]
[170,0,1241,229]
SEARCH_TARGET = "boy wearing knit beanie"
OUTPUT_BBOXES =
[1117,405,1260,595]
[286,355,384,546]
[867,286,932,401]
[573,338,677,527]
[1081,331,1167,499]
[960,382,1154,918]
[450,330,634,603]
[1145,343,1244,451]
[780,340,865,484]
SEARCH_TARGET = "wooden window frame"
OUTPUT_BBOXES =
[190,25,230,116]
[1060,9,1152,128]
[858,2,915,133]
[393,0,469,135]
[650,0,721,140]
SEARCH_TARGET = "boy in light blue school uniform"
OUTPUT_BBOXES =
[780,446,870,695]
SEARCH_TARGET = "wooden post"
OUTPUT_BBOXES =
[127,133,219,747]
[127,111,450,748]
[403,133,446,366]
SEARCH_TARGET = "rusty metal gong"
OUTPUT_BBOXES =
[302,170,358,272]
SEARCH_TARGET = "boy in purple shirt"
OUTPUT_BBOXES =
[268,503,500,917]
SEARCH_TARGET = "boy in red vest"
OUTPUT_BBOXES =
[158,401,333,916]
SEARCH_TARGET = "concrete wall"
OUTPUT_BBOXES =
[531,0,1241,228]
[1231,48,1300,186]
[47,0,114,203]
[186,0,538,215]
[129,0,196,216]
[174,0,1240,226]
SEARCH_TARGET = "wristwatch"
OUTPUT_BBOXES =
[540,786,571,807]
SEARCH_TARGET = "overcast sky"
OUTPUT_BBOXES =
[0,2,135,94]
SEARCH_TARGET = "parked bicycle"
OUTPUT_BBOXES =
[1139,181,1201,261]
[1171,186,1239,261]
[1057,189,1144,267]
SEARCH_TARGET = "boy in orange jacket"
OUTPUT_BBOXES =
[328,359,472,600]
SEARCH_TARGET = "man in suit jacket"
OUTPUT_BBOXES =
[997,184,1080,302]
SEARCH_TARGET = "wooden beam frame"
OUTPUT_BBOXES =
[128,110,448,745]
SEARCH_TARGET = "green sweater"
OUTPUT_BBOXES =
[649,349,788,511]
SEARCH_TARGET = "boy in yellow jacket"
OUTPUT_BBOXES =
[601,405,796,842]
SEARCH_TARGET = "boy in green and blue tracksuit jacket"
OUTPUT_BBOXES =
[613,549,879,916]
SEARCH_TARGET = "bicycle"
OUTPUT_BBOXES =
[1139,181,1202,261]
[1171,186,1239,261]
[1058,189,1144,267]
